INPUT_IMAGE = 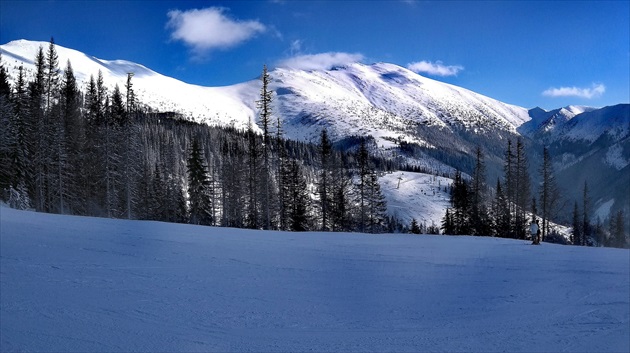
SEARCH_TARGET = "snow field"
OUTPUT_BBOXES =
[379,171,451,227]
[1,207,628,352]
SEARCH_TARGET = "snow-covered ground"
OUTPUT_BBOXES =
[380,171,451,228]
[1,206,628,352]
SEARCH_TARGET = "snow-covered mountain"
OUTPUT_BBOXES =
[1,40,528,147]
[2,39,628,219]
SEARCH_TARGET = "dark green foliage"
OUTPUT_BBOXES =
[318,128,333,231]
[410,218,421,234]
[187,139,213,225]
[572,201,581,245]
[287,160,311,231]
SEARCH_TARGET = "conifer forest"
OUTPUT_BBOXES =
[0,39,626,248]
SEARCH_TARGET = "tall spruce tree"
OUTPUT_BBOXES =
[330,154,353,232]
[356,139,370,232]
[366,171,387,233]
[256,65,273,229]
[582,181,591,246]
[187,138,212,225]
[503,140,515,238]
[613,210,626,248]
[514,138,531,239]
[9,66,31,209]
[491,178,510,237]
[450,170,471,235]
[246,119,261,229]
[470,146,489,235]
[572,201,581,245]
[317,129,333,231]
[287,159,311,231]
[538,147,560,242]
[0,54,15,194]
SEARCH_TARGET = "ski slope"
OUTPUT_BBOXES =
[380,171,451,227]
[1,207,628,352]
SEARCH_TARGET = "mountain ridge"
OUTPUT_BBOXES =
[1,39,628,219]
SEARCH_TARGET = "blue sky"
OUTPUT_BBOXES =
[1,0,628,109]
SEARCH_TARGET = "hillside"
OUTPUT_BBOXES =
[1,206,628,352]
[1,39,628,219]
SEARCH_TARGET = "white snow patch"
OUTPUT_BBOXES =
[594,199,615,221]
[605,144,629,171]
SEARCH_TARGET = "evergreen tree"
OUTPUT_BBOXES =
[287,159,311,231]
[410,218,421,234]
[572,201,581,245]
[613,210,626,248]
[57,60,83,214]
[0,54,14,194]
[256,65,273,229]
[356,139,370,232]
[28,45,47,211]
[514,138,531,239]
[490,178,510,237]
[582,181,591,246]
[245,119,261,228]
[317,129,333,231]
[9,66,31,209]
[366,171,387,233]
[186,138,212,225]
[502,140,515,238]
[441,208,454,235]
[121,74,140,220]
[330,155,353,232]
[470,146,489,235]
[594,217,604,247]
[538,147,560,242]
[276,117,289,230]
[450,170,471,235]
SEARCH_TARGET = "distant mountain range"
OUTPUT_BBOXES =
[2,39,628,221]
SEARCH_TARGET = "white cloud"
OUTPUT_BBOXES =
[542,83,606,99]
[407,60,464,76]
[277,52,364,71]
[289,39,302,56]
[166,7,266,54]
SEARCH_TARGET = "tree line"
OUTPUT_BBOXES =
[441,141,627,248]
[0,39,401,234]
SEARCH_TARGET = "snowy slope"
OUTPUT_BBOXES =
[0,40,259,130]
[1,206,629,352]
[379,171,451,227]
[0,39,530,144]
